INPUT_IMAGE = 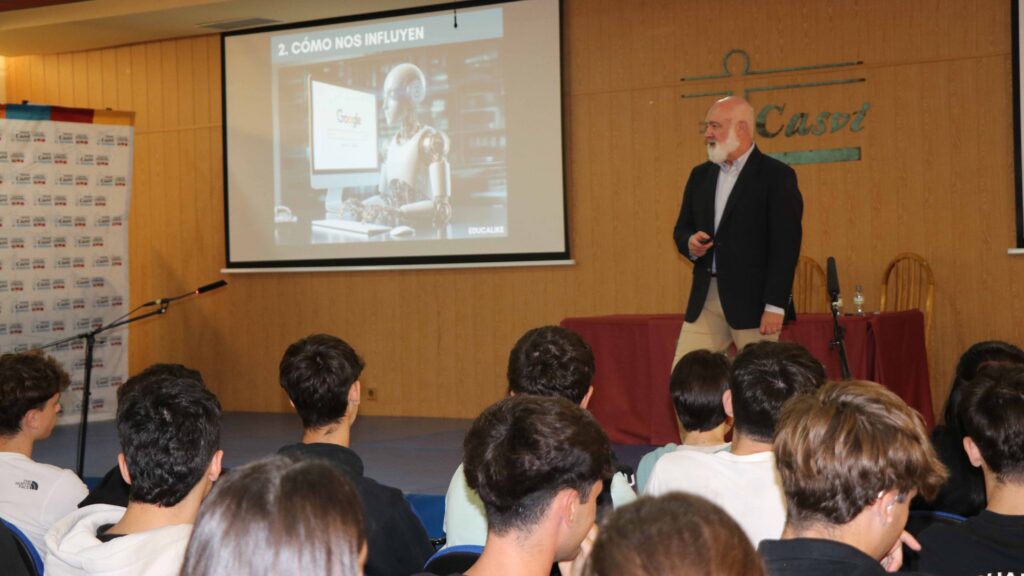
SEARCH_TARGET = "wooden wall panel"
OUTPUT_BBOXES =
[5,0,1023,421]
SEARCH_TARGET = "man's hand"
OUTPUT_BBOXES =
[881,530,919,572]
[759,311,784,335]
[558,524,598,576]
[688,231,713,258]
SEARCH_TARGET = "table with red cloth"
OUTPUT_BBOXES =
[560,310,934,445]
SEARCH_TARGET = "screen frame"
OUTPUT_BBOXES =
[220,0,571,271]
[1013,0,1023,248]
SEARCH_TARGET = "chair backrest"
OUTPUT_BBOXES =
[405,493,445,540]
[792,255,829,314]
[880,252,934,347]
[422,544,483,575]
[0,519,42,576]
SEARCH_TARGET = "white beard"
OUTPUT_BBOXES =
[706,127,740,164]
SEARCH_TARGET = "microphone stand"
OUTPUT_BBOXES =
[828,291,852,380]
[34,281,226,478]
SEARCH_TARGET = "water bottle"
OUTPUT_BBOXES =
[853,285,865,316]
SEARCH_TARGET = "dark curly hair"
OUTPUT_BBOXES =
[729,341,826,441]
[507,326,594,405]
[118,371,221,506]
[463,395,613,534]
[279,334,364,430]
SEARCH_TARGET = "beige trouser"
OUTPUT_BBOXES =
[672,279,779,367]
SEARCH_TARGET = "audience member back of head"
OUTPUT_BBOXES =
[78,363,205,509]
[585,493,764,576]
[645,340,826,546]
[761,380,947,576]
[921,340,1024,517]
[45,369,223,576]
[276,333,433,576]
[916,364,1024,576]
[506,325,595,404]
[432,395,613,576]
[636,349,732,493]
[443,325,636,550]
[180,455,367,576]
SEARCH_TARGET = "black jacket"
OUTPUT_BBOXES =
[674,146,803,329]
[916,510,1024,576]
[279,442,433,576]
[758,538,889,576]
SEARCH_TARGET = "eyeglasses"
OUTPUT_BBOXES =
[699,121,725,134]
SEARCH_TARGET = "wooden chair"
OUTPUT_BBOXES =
[792,256,829,314]
[880,252,934,347]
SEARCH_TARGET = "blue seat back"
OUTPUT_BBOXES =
[423,544,484,574]
[1,518,43,576]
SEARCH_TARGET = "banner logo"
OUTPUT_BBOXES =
[681,49,868,165]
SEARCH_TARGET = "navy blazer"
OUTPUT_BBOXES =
[673,146,803,330]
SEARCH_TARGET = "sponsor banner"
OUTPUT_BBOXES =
[0,108,133,424]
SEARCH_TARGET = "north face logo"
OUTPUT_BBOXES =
[15,480,38,490]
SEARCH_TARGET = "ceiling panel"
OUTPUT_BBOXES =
[0,0,441,56]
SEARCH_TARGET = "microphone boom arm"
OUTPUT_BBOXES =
[31,279,226,478]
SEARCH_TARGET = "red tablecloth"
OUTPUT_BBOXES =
[561,310,933,445]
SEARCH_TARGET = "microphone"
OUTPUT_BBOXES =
[195,280,228,295]
[142,280,228,307]
[826,257,840,301]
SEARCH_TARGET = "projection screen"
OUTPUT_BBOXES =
[222,0,570,270]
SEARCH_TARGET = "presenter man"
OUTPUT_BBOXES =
[672,96,803,366]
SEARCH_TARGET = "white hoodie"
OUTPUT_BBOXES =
[44,504,192,576]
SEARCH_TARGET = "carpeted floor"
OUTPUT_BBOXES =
[34,413,473,495]
[34,412,654,539]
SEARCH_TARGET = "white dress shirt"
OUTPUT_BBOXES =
[708,144,783,316]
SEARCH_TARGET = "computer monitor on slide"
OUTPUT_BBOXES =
[307,77,386,235]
